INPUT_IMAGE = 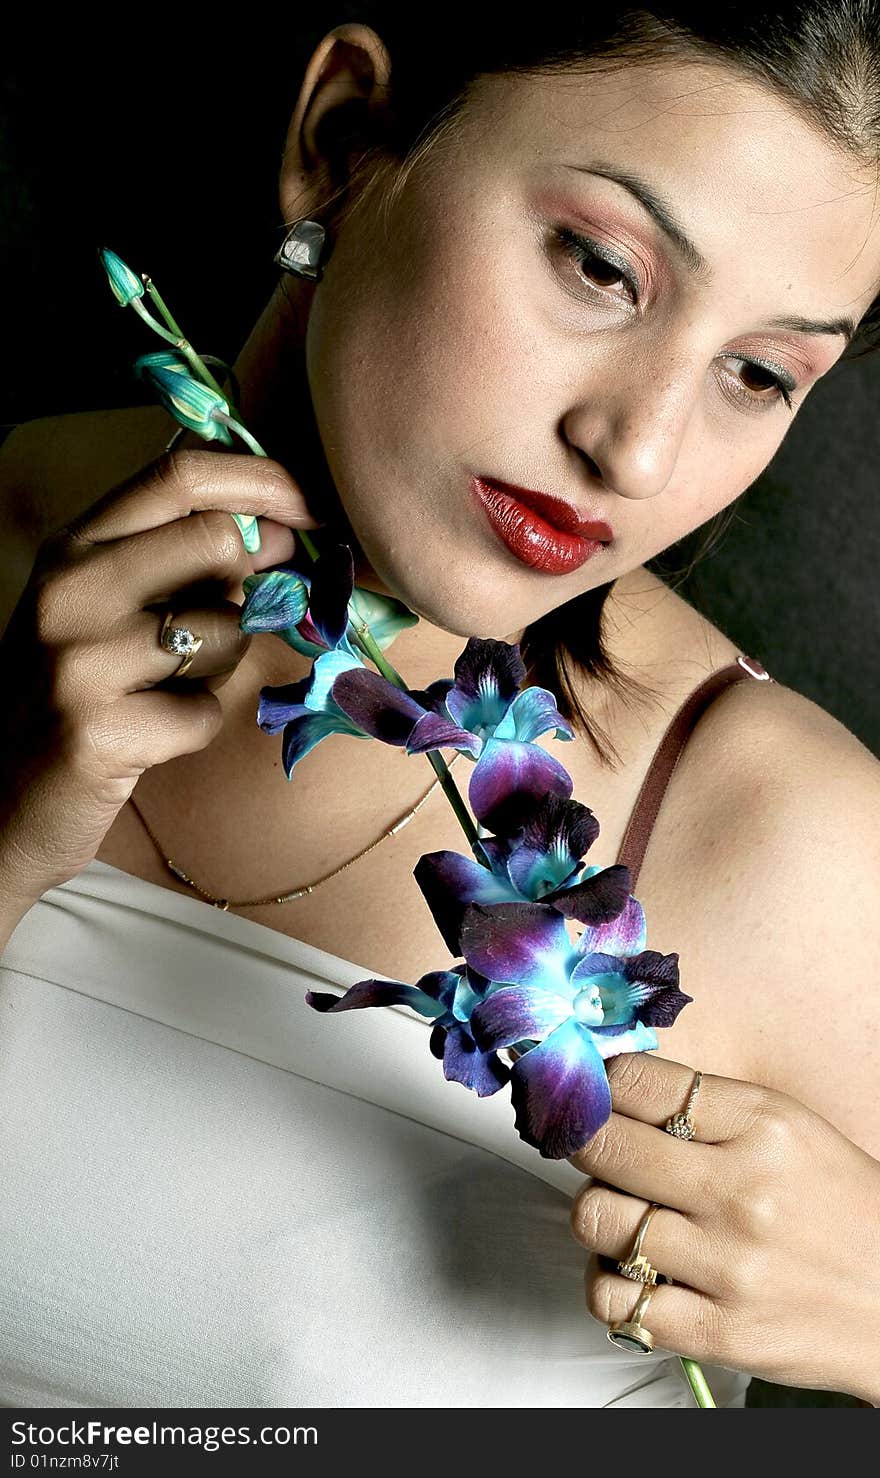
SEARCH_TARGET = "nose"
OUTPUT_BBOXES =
[560,349,700,500]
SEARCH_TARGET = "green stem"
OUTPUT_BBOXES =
[345,612,492,869]
[129,280,488,869]
[138,279,231,405]
[679,1357,716,1407]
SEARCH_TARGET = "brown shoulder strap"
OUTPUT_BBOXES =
[615,654,774,891]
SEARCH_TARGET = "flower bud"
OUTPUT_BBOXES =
[99,247,145,306]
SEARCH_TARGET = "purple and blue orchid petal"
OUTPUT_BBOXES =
[413,849,522,957]
[308,543,355,650]
[258,638,372,774]
[265,569,328,658]
[240,569,310,634]
[411,968,470,1012]
[491,685,575,746]
[469,984,573,1052]
[406,677,457,715]
[305,977,448,1019]
[459,900,574,996]
[302,637,367,712]
[282,710,369,776]
[468,736,574,834]
[503,794,599,896]
[570,952,636,1026]
[405,709,482,757]
[444,638,527,735]
[471,835,510,872]
[543,863,633,926]
[591,1019,660,1059]
[450,971,485,1023]
[575,892,648,958]
[439,1023,511,1097]
[621,949,692,1027]
[257,678,313,735]
[571,949,691,1028]
[510,1019,612,1159]
[329,667,432,746]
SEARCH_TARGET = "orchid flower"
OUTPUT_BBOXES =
[308,888,689,1161]
[242,543,427,775]
[330,637,576,834]
[307,963,511,1097]
[240,559,418,660]
[412,791,632,956]
[458,894,691,1158]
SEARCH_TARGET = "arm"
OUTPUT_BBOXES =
[679,689,880,1158]
[567,690,880,1403]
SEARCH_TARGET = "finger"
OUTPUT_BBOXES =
[51,508,282,629]
[602,1053,761,1143]
[570,1185,725,1296]
[567,1110,714,1213]
[59,604,251,699]
[63,449,323,546]
[136,603,251,689]
[249,517,298,573]
[586,1260,734,1367]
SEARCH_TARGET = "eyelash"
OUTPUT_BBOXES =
[554,227,797,413]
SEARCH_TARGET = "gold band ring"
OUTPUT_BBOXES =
[616,1203,662,1285]
[159,608,204,679]
[607,1281,657,1355]
[665,1069,703,1140]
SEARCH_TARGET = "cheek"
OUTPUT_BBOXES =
[304,221,527,524]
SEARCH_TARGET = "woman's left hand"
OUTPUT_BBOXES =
[567,1051,880,1404]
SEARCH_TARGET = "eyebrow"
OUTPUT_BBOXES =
[564,160,858,344]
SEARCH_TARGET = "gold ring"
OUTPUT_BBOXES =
[665,1069,703,1140]
[607,1282,656,1354]
[159,608,204,678]
[616,1203,662,1285]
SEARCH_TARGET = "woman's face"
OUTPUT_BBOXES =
[301,57,880,638]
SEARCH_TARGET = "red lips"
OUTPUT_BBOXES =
[475,477,613,543]
[472,477,611,576]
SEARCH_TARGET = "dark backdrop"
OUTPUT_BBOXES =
[2,17,876,1410]
[2,19,877,756]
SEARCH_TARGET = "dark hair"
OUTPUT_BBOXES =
[292,2,880,765]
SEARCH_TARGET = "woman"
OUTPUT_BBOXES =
[1,4,879,1408]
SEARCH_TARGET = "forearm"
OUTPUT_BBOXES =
[0,895,35,958]
[0,855,41,959]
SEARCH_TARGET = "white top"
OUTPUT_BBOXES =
[0,860,750,1408]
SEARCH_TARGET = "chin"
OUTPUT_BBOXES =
[358,539,531,642]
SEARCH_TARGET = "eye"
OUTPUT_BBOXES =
[555,227,640,305]
[722,356,796,413]
[553,228,798,414]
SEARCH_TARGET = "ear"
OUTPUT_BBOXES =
[277,23,394,228]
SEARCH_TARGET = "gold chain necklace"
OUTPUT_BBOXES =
[125,750,462,911]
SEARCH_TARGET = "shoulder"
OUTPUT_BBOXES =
[0,406,175,636]
[680,669,879,837]
[0,405,176,538]
[657,671,880,1154]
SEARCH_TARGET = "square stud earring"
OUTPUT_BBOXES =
[273,218,330,281]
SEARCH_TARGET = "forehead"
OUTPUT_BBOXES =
[454,59,880,311]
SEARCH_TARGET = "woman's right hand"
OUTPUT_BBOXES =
[0,448,323,912]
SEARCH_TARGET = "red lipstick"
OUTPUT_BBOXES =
[471,476,613,575]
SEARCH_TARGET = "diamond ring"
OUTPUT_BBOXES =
[159,608,204,678]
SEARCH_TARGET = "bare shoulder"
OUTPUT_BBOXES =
[0,405,176,539]
[651,664,880,1153]
[0,405,175,635]
[680,662,879,817]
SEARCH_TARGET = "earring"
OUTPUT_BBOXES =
[274,218,331,281]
